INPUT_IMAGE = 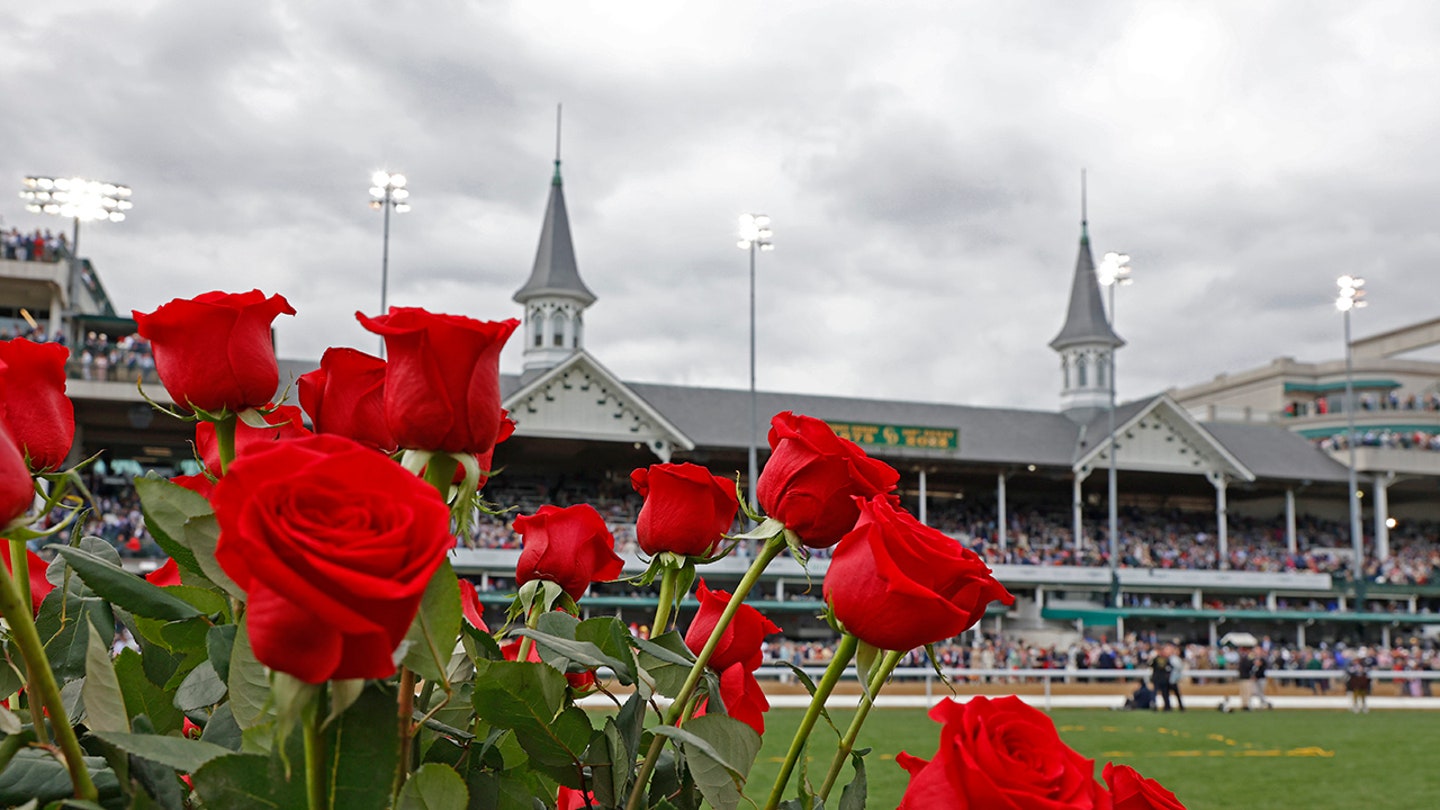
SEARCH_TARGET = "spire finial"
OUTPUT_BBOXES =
[1080,168,1088,240]
[553,104,563,185]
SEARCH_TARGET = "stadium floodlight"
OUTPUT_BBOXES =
[19,175,133,335]
[738,213,775,518]
[1098,251,1133,591]
[369,170,411,356]
[1335,275,1367,592]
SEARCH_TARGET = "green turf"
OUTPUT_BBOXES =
[744,706,1440,809]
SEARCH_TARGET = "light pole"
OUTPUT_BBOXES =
[738,214,774,514]
[369,171,411,356]
[19,176,132,335]
[1336,275,1367,597]
[1098,250,1131,602]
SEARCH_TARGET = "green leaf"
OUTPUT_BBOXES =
[665,713,762,810]
[401,560,462,684]
[181,513,246,602]
[729,516,786,541]
[227,621,274,733]
[207,624,238,682]
[45,535,122,590]
[82,617,129,733]
[175,660,228,711]
[36,589,114,684]
[838,751,867,810]
[396,762,469,810]
[200,702,244,752]
[50,547,202,622]
[470,659,588,786]
[634,632,696,699]
[191,752,305,809]
[326,682,399,810]
[90,730,233,773]
[114,647,182,736]
[513,629,634,685]
[576,617,640,683]
[135,476,209,576]
[0,750,122,808]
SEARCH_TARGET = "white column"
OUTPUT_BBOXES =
[1207,471,1229,566]
[1297,623,1306,648]
[918,468,928,525]
[1208,620,1217,647]
[1072,471,1089,552]
[1382,625,1392,648]
[1285,488,1298,555]
[996,472,1008,555]
[1374,472,1392,562]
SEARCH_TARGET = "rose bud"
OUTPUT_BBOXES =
[356,308,518,455]
[458,578,489,632]
[0,422,35,532]
[0,340,74,471]
[693,662,770,736]
[631,462,739,558]
[1104,763,1187,810]
[756,411,900,549]
[684,579,779,673]
[513,504,624,602]
[133,290,295,414]
[825,495,1013,652]
[298,347,396,453]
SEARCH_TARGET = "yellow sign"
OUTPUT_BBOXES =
[828,421,958,451]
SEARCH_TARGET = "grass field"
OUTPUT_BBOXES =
[743,705,1440,809]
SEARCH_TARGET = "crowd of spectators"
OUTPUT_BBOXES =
[758,632,1440,696]
[2,227,68,262]
[1318,429,1440,453]
[74,331,156,382]
[1285,390,1440,417]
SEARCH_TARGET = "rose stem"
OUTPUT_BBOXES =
[0,560,97,801]
[763,632,859,810]
[623,534,786,810]
[303,686,328,810]
[393,451,462,799]
[514,598,544,666]
[650,565,680,636]
[213,413,238,475]
[816,647,905,801]
[7,535,46,745]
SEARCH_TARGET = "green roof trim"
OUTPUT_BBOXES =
[1283,379,1401,394]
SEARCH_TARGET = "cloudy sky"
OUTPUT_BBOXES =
[4,1,1439,411]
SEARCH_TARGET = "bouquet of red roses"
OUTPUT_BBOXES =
[0,290,1184,809]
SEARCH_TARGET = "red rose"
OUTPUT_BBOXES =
[501,637,597,693]
[897,696,1110,810]
[1104,763,1185,810]
[0,340,74,471]
[298,347,396,453]
[212,434,453,683]
[195,404,310,474]
[356,308,518,454]
[557,786,595,810]
[824,496,1013,652]
[0,542,54,616]
[170,473,216,500]
[444,411,515,489]
[684,579,779,673]
[145,558,182,588]
[700,662,770,736]
[0,423,34,531]
[458,578,489,632]
[630,463,738,558]
[133,290,295,413]
[756,411,900,549]
[513,504,623,602]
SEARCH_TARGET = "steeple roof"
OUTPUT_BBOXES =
[1049,224,1123,351]
[513,162,596,306]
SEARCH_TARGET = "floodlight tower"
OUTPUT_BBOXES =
[1335,275,1367,594]
[369,171,411,355]
[738,213,774,514]
[1097,251,1132,599]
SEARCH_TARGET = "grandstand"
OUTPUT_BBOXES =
[5,159,1439,657]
